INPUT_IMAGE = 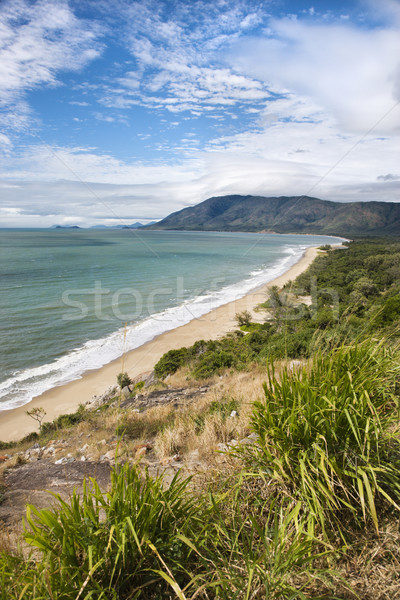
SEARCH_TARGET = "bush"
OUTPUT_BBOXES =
[154,348,188,379]
[192,349,235,378]
[133,380,145,392]
[235,310,252,327]
[117,371,131,389]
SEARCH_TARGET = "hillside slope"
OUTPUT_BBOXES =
[146,195,400,236]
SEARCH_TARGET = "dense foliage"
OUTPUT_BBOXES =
[154,239,400,380]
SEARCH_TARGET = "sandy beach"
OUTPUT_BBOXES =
[0,246,321,442]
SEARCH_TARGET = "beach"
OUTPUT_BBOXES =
[0,246,320,442]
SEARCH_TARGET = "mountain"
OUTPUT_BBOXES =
[145,195,400,237]
[51,225,81,229]
[90,221,157,229]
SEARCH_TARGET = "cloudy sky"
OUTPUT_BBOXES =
[0,0,400,227]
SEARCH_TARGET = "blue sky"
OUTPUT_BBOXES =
[0,0,399,227]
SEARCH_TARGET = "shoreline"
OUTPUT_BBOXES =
[0,245,322,442]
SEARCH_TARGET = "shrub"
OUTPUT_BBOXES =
[133,380,145,392]
[117,371,131,389]
[154,347,188,379]
[235,310,252,327]
[192,349,235,378]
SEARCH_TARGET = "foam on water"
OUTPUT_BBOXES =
[0,245,305,411]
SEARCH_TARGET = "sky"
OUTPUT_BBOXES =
[0,0,399,227]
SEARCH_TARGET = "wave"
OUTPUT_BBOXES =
[0,245,306,411]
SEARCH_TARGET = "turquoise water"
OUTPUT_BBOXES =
[0,229,342,409]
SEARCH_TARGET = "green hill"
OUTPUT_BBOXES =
[146,195,400,236]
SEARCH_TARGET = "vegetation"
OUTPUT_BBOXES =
[235,310,252,327]
[2,238,400,598]
[239,341,400,537]
[117,372,132,389]
[154,239,400,380]
[25,407,46,433]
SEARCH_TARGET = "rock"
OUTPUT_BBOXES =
[80,456,87,462]
[159,453,180,466]
[88,385,118,408]
[99,439,107,446]
[54,456,75,465]
[121,386,131,399]
[43,446,56,457]
[144,371,158,388]
[101,449,117,461]
[217,443,228,452]
[133,443,152,461]
[79,444,89,453]
[25,448,41,458]
[134,442,152,452]
[134,447,147,460]
[238,436,257,446]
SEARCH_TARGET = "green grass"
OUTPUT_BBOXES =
[1,464,205,599]
[240,341,400,537]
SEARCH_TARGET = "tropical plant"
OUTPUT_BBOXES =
[241,341,400,537]
[20,464,204,599]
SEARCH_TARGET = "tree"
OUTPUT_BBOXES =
[235,310,252,328]
[26,406,46,433]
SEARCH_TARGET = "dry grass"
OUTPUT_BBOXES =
[334,523,400,599]
[153,365,272,460]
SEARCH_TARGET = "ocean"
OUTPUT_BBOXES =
[0,229,342,411]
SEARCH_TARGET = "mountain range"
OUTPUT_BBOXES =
[145,195,400,237]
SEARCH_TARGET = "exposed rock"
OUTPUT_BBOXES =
[159,453,181,466]
[87,386,118,409]
[0,461,112,526]
[101,449,118,462]
[134,447,148,460]
[121,386,131,399]
[120,385,210,410]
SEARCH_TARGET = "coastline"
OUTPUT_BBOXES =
[0,246,321,442]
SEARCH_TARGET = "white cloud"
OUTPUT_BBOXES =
[100,0,270,113]
[1,109,399,229]
[0,0,102,129]
[227,12,400,134]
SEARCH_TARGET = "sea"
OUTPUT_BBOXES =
[0,229,343,411]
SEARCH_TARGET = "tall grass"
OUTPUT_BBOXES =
[242,341,400,536]
[1,464,205,599]
[194,486,336,600]
[0,462,340,599]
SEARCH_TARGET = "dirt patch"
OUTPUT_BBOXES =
[0,460,111,526]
